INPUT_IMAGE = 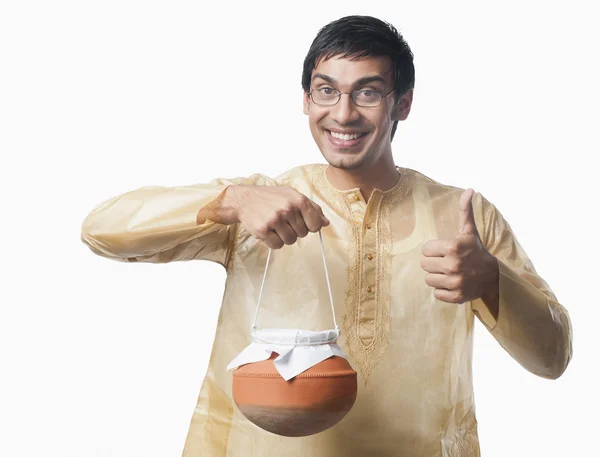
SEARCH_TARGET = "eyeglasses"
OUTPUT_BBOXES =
[308,87,396,108]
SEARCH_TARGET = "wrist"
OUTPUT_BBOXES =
[196,185,242,226]
[220,185,243,222]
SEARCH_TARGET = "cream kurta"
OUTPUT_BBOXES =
[81,163,573,457]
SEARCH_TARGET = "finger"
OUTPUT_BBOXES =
[421,256,461,275]
[458,188,479,237]
[285,208,310,239]
[299,200,328,232]
[262,230,285,250]
[424,273,455,289]
[271,220,298,245]
[433,288,465,304]
[422,239,454,257]
[316,204,330,226]
[420,257,446,273]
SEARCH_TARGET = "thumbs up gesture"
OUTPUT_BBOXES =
[420,188,499,304]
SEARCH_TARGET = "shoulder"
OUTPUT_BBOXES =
[207,163,322,188]
[400,166,500,234]
[402,167,463,195]
[274,163,326,185]
[402,166,493,204]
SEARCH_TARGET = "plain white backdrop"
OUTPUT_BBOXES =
[1,1,598,456]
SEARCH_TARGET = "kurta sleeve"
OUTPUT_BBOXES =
[470,196,573,379]
[81,174,275,266]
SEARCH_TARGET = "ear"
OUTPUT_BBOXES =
[391,88,414,121]
[303,91,310,115]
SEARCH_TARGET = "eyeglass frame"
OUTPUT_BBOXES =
[307,87,397,108]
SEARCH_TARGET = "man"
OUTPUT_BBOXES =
[81,15,572,457]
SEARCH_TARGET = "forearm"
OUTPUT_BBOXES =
[473,259,572,379]
[82,183,233,262]
[480,256,500,320]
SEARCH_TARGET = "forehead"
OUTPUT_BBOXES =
[311,54,394,87]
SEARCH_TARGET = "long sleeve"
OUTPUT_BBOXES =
[471,197,573,379]
[81,173,276,266]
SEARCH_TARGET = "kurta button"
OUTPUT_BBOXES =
[353,194,360,201]
[366,224,372,229]
[367,254,373,260]
[367,286,372,293]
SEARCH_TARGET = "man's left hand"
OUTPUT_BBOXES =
[420,188,498,304]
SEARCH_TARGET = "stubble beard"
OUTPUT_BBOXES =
[322,146,377,172]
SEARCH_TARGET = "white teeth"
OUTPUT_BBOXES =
[330,131,363,140]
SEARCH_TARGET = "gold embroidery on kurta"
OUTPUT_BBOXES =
[312,164,409,385]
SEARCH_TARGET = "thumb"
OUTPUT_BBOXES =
[312,202,330,226]
[458,188,479,237]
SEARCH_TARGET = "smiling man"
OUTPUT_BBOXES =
[81,15,572,457]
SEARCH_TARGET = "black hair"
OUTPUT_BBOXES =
[302,15,415,140]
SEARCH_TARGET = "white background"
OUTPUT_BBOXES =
[1,1,598,456]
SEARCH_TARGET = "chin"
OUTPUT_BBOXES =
[322,150,370,171]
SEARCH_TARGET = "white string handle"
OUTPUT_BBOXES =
[252,230,338,333]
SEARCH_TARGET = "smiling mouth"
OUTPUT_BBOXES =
[325,129,369,149]
[326,130,368,141]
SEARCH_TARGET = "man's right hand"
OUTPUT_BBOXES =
[196,185,330,249]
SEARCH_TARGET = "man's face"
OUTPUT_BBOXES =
[303,54,413,171]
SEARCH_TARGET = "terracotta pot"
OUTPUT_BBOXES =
[232,352,358,437]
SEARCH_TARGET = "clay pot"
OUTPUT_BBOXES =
[232,352,358,437]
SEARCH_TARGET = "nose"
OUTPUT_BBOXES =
[330,93,361,125]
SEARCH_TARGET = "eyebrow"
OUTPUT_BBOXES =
[311,73,388,88]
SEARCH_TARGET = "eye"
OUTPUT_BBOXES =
[359,89,377,97]
[318,87,337,95]
[354,89,382,102]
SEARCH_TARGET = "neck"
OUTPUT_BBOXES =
[326,155,400,202]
